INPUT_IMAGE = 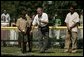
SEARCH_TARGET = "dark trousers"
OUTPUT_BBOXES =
[27,27,32,51]
[38,25,49,51]
[18,28,32,53]
[18,32,27,53]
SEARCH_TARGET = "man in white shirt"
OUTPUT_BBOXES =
[1,10,10,46]
[1,10,10,26]
[64,6,79,53]
[1,10,10,22]
[32,7,49,53]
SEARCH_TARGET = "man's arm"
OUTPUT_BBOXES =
[30,15,37,33]
[39,20,48,24]
[40,13,48,24]
[66,23,70,30]
[65,14,70,31]
[8,14,10,22]
[16,19,21,32]
[70,22,79,30]
[70,13,79,29]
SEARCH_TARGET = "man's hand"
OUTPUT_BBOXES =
[22,30,26,34]
[66,23,71,32]
[22,30,25,32]
[70,27,73,30]
[67,27,71,33]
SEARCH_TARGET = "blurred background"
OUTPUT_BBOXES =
[1,1,83,56]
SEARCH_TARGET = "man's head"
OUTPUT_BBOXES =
[21,10,26,19]
[3,10,7,14]
[36,7,43,17]
[69,5,75,14]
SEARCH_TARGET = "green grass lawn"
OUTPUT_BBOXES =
[1,46,83,56]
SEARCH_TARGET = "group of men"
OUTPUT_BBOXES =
[16,7,49,53]
[1,5,80,53]
[16,5,80,53]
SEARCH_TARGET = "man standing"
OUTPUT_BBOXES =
[32,7,49,53]
[1,10,10,24]
[1,10,10,46]
[16,10,29,53]
[26,13,32,52]
[64,5,79,53]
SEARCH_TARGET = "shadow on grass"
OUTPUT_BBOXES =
[40,52,55,53]
[60,50,83,53]
[26,49,38,53]
[26,50,55,53]
[76,51,83,53]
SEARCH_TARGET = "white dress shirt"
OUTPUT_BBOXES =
[1,13,10,26]
[1,13,10,23]
[32,13,48,27]
[65,12,79,32]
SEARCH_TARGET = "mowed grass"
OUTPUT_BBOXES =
[1,46,83,56]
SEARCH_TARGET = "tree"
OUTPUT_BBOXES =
[1,1,82,23]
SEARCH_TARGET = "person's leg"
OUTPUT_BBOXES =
[39,35,44,50]
[18,32,21,48]
[38,28,44,52]
[49,28,53,38]
[28,33,32,52]
[64,31,71,52]
[41,26,49,52]
[2,30,6,47]
[43,32,49,50]
[27,27,32,52]
[6,30,10,46]
[4,30,8,46]
[21,42,26,53]
[21,33,27,53]
[71,32,77,53]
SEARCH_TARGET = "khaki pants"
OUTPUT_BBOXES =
[64,31,77,51]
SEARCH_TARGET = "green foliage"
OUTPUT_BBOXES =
[1,1,82,21]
